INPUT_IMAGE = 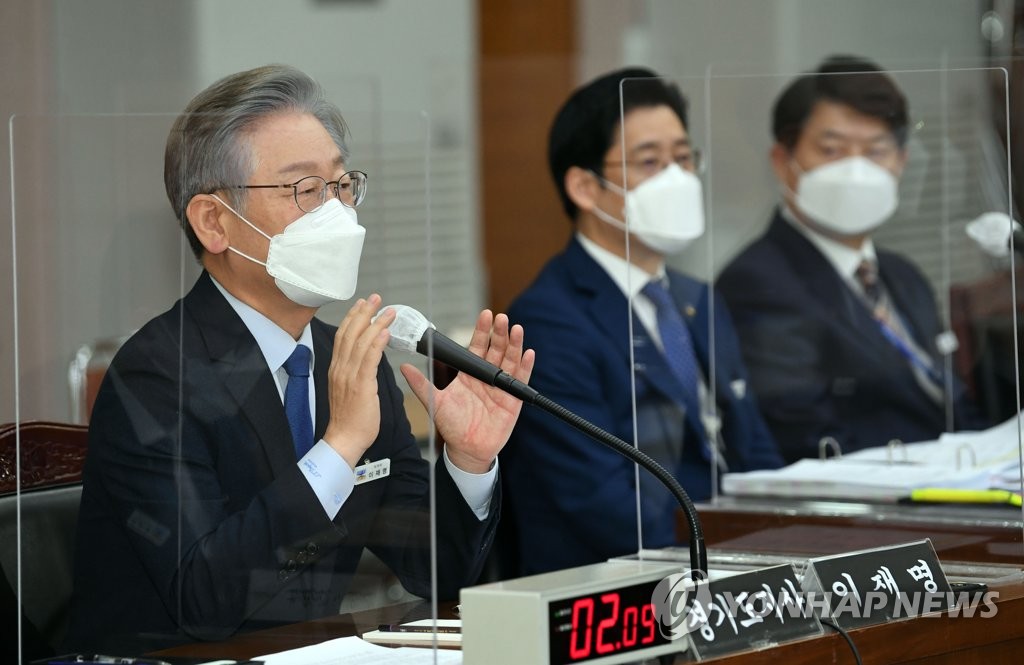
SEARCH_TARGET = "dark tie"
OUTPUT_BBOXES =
[641,279,709,458]
[283,345,314,459]
[855,259,944,402]
[855,259,882,310]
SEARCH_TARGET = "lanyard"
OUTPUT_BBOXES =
[872,315,943,386]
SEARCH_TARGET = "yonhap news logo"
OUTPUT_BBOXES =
[651,569,713,640]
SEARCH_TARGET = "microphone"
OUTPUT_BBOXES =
[379,304,708,576]
[380,305,539,403]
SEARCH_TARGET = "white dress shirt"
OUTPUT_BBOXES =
[780,204,879,299]
[575,232,712,411]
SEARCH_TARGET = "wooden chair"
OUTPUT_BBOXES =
[0,421,89,655]
[0,421,89,495]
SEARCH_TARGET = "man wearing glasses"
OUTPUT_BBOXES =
[500,68,781,576]
[65,64,533,652]
[717,56,981,463]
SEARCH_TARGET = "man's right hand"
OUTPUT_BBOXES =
[322,294,395,468]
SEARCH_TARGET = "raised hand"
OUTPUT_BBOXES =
[400,310,535,473]
[322,294,396,468]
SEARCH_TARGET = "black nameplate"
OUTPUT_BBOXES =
[684,564,823,660]
[802,539,951,630]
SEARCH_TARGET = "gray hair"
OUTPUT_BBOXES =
[164,64,350,259]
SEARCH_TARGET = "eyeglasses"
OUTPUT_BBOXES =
[234,171,368,213]
[604,150,704,179]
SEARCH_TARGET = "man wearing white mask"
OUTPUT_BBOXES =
[501,68,782,576]
[65,65,534,653]
[718,55,980,463]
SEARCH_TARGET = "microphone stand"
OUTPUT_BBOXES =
[524,391,709,578]
[447,349,709,576]
[415,325,708,576]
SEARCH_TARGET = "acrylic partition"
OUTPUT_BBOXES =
[621,66,1023,570]
[6,105,458,661]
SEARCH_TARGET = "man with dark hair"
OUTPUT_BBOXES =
[65,64,534,652]
[717,55,978,463]
[501,68,782,576]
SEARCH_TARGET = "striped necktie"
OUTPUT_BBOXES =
[642,279,710,459]
[855,260,944,403]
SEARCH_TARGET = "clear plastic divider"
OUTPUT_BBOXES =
[8,96,453,659]
[622,63,1022,570]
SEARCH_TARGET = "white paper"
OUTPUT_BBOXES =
[255,635,462,665]
[722,412,1024,500]
[362,619,462,648]
[843,412,1024,470]
[722,458,993,501]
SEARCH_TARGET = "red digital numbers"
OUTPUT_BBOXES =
[595,593,620,654]
[568,593,659,661]
[622,605,638,647]
[641,602,657,644]
[569,597,595,659]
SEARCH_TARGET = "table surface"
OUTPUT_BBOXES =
[692,496,1024,565]
[152,501,1024,663]
[152,578,1024,664]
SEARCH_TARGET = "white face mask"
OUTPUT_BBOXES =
[793,156,899,236]
[212,195,366,307]
[591,163,706,255]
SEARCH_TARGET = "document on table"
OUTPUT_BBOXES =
[362,619,462,648]
[721,411,1024,501]
[721,457,994,501]
[842,411,1024,472]
[254,635,462,664]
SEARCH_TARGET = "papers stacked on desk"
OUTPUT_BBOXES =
[721,458,994,501]
[362,619,462,648]
[722,412,1024,502]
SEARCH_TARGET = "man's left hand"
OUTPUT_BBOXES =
[400,310,535,473]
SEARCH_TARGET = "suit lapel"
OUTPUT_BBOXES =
[767,215,908,371]
[669,275,713,386]
[565,239,697,407]
[185,273,298,476]
[767,214,943,412]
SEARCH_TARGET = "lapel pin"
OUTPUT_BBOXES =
[685,305,696,318]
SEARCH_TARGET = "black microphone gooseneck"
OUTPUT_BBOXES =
[526,391,708,577]
[408,316,708,577]
[1012,226,1024,258]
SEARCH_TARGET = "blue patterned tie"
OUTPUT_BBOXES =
[283,345,314,459]
[642,279,709,459]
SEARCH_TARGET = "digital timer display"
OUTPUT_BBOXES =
[547,579,672,664]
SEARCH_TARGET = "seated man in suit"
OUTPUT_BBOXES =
[501,68,783,576]
[717,55,980,463]
[65,65,534,653]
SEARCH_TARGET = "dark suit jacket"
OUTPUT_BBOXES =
[65,273,497,653]
[501,238,782,575]
[716,212,981,463]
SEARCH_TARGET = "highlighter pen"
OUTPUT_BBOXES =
[909,488,1023,507]
[44,657,173,665]
[378,623,462,634]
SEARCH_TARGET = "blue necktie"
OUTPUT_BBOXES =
[642,279,709,459]
[283,345,314,459]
